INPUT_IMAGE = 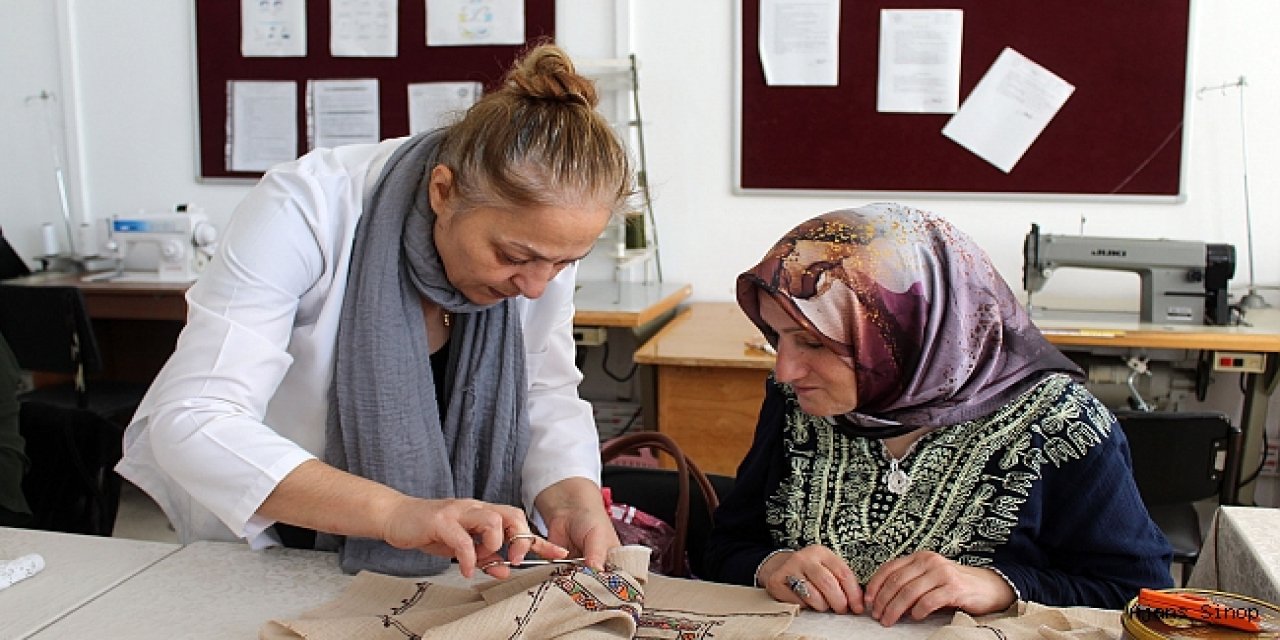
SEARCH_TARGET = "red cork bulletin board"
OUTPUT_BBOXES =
[735,1,1193,199]
[193,0,556,180]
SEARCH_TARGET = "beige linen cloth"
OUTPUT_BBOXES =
[262,545,808,639]
[929,602,1122,640]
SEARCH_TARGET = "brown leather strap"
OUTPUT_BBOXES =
[600,431,719,576]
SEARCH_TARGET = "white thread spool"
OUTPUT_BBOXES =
[77,222,98,257]
[40,222,60,256]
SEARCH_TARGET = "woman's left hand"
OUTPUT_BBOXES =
[534,476,620,569]
[863,551,1016,626]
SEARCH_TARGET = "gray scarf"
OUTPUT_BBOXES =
[323,131,529,576]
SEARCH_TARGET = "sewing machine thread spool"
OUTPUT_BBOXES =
[40,223,59,256]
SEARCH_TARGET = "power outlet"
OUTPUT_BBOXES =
[573,326,608,346]
[1212,351,1266,374]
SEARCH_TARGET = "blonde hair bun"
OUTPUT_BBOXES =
[505,43,598,108]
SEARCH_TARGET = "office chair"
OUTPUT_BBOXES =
[0,284,149,535]
[1113,410,1240,586]
[600,432,735,578]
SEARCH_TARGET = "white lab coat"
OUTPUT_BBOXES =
[116,138,600,547]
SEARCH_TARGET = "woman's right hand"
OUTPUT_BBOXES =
[757,545,864,614]
[380,496,568,579]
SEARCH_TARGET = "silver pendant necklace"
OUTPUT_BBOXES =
[882,440,919,495]
[884,458,912,495]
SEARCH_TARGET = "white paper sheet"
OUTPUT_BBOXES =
[941,47,1074,173]
[426,0,525,47]
[758,0,840,87]
[226,80,298,172]
[330,0,398,57]
[240,0,307,57]
[877,9,963,113]
[408,82,483,134]
[306,78,381,150]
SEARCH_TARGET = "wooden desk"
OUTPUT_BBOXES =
[3,272,189,383]
[14,534,944,639]
[6,274,692,329]
[633,303,774,475]
[1034,307,1280,505]
[6,271,190,321]
[0,528,178,639]
[573,280,692,328]
[635,302,1280,490]
[3,273,691,392]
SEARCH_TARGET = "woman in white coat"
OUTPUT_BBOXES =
[116,44,630,579]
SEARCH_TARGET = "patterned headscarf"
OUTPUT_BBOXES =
[737,203,1082,434]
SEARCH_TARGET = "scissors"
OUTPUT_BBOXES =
[1136,589,1267,632]
[479,557,587,571]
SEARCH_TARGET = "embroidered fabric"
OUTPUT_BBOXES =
[262,546,809,640]
[930,601,1120,640]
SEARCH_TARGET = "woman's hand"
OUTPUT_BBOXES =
[863,551,1016,626]
[757,545,864,614]
[534,476,620,569]
[380,496,568,579]
[258,461,570,578]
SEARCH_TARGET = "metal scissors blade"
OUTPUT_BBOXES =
[479,557,586,571]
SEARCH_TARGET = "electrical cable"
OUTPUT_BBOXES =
[600,336,638,383]
[1237,427,1269,498]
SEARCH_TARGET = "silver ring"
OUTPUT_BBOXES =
[506,532,541,546]
[784,574,810,599]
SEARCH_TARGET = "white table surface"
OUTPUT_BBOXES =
[28,538,946,639]
[0,527,179,639]
[1188,506,1280,605]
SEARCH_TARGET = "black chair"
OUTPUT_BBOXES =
[1113,410,1240,585]
[0,284,149,535]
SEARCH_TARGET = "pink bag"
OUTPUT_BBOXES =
[603,487,682,575]
[600,432,720,578]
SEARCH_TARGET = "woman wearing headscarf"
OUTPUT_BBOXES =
[116,44,628,579]
[703,204,1172,624]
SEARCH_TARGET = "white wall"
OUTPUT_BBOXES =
[1,2,1275,360]
[0,1,70,255]
[2,2,1277,498]
[0,0,620,261]
[5,1,1276,308]
[629,1,1280,310]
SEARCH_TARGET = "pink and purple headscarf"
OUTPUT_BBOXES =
[737,203,1082,432]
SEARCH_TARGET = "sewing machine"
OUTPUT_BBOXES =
[1022,224,1235,325]
[109,208,218,282]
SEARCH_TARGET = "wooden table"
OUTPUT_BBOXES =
[633,303,774,475]
[635,302,1280,488]
[5,273,690,330]
[2,529,947,639]
[0,528,178,639]
[3,272,691,396]
[572,280,691,328]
